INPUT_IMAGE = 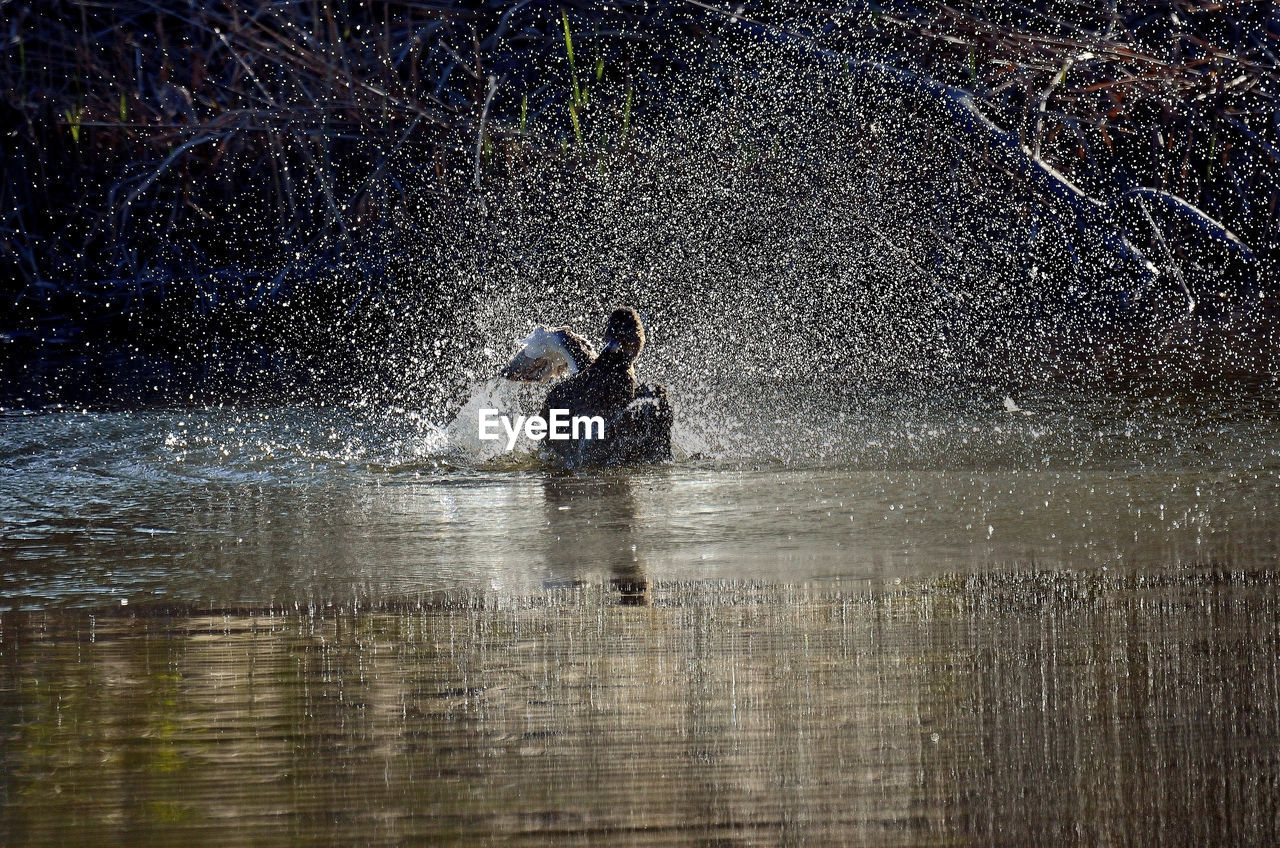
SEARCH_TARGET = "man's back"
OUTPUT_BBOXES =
[541,348,636,423]
[540,348,637,465]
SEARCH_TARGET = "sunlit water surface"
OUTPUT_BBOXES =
[2,382,1279,844]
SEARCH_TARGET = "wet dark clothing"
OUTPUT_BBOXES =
[539,347,672,467]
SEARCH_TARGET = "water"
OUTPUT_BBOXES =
[3,382,1280,844]
[3,382,1279,608]
[4,578,1279,845]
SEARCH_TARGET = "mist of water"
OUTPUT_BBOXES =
[240,35,1264,464]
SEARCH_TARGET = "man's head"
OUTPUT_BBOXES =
[602,307,645,361]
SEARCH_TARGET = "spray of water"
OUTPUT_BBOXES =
[13,26,1267,472]
[341,35,1266,470]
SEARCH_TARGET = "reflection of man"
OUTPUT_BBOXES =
[541,474,648,605]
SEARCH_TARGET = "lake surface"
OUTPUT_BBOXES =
[2,381,1279,844]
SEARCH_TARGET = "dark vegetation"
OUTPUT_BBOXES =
[866,0,1279,266]
[2,1,1277,404]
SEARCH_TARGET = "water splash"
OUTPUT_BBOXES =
[439,376,545,468]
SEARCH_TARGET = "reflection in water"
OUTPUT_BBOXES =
[2,573,1277,846]
[542,474,649,605]
[5,458,1280,608]
[3,391,1279,843]
[3,389,1280,608]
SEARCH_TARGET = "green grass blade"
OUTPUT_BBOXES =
[561,10,582,107]
[569,103,582,147]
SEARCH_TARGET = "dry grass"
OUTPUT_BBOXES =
[865,0,1278,267]
[1,0,704,302]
